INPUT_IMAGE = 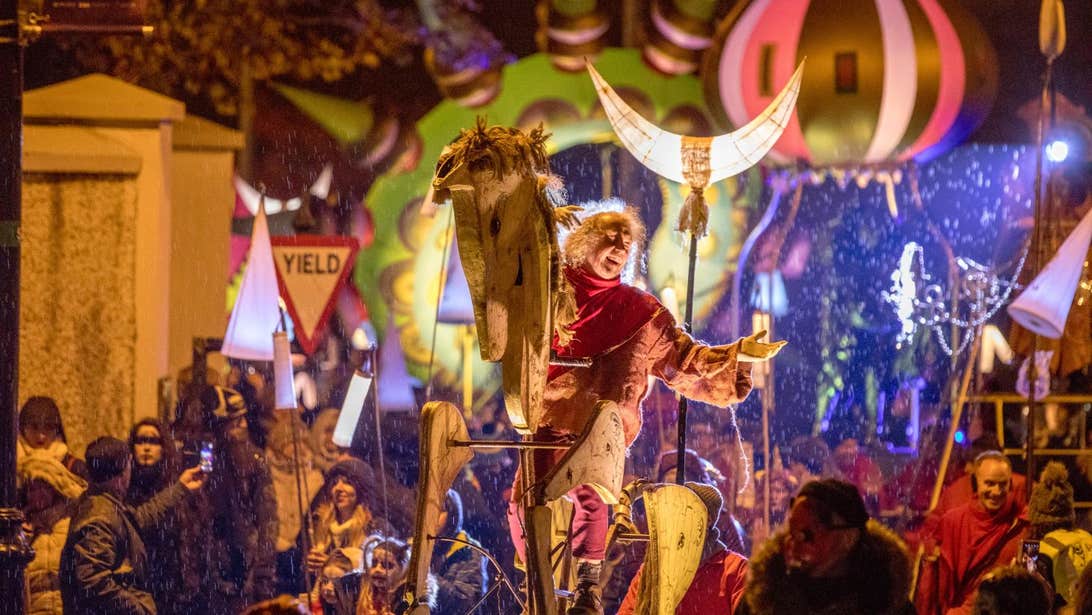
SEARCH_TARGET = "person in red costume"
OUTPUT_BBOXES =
[915,451,1029,615]
[507,209,785,615]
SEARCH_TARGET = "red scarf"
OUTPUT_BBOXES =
[549,266,661,381]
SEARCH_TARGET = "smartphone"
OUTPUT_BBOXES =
[1020,539,1039,573]
[199,441,214,473]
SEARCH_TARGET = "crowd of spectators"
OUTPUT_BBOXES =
[15,383,1092,614]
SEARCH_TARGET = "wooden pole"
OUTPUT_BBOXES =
[675,230,698,484]
[1025,59,1054,500]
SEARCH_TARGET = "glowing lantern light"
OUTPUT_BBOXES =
[222,205,281,361]
[706,0,998,167]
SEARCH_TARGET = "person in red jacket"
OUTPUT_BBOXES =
[915,451,1029,615]
[506,209,785,614]
[616,482,748,614]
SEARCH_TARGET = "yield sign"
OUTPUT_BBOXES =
[271,235,360,355]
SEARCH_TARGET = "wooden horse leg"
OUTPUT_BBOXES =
[404,401,474,614]
[635,485,707,614]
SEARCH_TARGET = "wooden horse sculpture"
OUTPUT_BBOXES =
[404,120,626,615]
[431,119,577,433]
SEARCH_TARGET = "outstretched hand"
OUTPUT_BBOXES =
[739,329,787,363]
[179,466,207,492]
[553,205,584,230]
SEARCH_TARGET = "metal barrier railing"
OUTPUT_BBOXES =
[966,393,1092,504]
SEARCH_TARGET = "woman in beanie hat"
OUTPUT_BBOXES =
[1028,461,1092,609]
[18,396,88,480]
[18,451,87,615]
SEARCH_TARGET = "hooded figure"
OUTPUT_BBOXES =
[19,451,87,615]
[18,396,88,480]
[431,490,488,615]
[739,479,915,615]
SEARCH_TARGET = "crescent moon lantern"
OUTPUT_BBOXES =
[587,59,804,236]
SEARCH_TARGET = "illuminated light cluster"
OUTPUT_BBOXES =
[883,240,1026,356]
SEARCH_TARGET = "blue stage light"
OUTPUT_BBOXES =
[1046,140,1070,163]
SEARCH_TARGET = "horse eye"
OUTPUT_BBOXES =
[435,154,456,178]
[490,214,501,236]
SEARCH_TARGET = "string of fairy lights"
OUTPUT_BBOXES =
[884,241,1029,357]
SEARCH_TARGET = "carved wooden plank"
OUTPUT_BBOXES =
[636,485,707,614]
[542,401,626,504]
[405,401,474,611]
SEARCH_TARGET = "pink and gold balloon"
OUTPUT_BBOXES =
[704,0,998,167]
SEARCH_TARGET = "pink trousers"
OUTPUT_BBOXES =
[507,427,609,561]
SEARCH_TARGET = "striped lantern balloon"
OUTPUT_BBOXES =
[704,0,998,167]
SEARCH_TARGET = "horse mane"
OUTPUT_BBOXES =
[447,117,551,177]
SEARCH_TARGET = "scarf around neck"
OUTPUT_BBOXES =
[549,266,661,380]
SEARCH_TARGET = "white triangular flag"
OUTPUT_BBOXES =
[1008,206,1092,339]
[222,205,281,360]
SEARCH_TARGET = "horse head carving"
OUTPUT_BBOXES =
[429,119,576,432]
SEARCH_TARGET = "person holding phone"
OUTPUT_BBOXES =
[181,385,279,615]
[59,436,206,615]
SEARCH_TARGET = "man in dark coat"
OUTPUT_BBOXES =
[432,489,488,615]
[59,436,205,614]
[738,479,915,615]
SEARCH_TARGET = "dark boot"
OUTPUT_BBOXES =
[566,560,603,615]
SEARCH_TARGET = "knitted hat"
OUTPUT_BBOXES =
[201,385,248,425]
[685,481,723,527]
[794,478,869,529]
[1029,461,1075,529]
[17,450,87,500]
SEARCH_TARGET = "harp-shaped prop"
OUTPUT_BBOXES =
[403,402,474,612]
